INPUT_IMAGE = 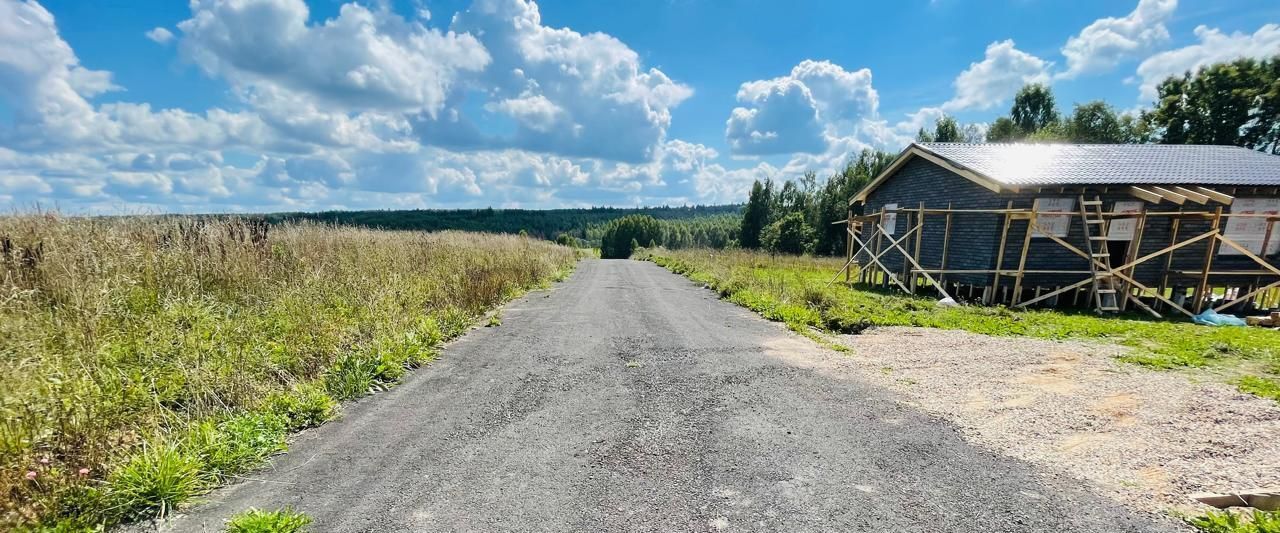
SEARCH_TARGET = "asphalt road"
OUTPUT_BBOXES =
[165,259,1176,532]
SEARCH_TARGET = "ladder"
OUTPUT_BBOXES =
[1078,195,1120,312]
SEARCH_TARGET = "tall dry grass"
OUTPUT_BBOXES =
[0,213,576,528]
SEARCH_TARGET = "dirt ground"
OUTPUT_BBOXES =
[837,326,1280,517]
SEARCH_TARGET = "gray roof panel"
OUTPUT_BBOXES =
[917,143,1280,186]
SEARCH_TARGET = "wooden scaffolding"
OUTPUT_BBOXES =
[834,198,1280,319]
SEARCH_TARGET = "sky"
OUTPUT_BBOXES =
[1,0,1279,213]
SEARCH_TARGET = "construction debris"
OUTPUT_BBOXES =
[1192,488,1280,511]
[1244,311,1280,327]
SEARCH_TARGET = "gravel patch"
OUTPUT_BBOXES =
[837,326,1280,516]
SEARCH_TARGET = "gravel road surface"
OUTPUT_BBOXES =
[162,259,1178,532]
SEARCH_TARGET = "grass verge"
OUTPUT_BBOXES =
[642,249,1280,404]
[1,214,576,530]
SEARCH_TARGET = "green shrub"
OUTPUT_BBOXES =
[226,507,312,533]
[105,444,204,521]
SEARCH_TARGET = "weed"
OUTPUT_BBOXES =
[1186,509,1280,533]
[264,385,338,431]
[486,313,502,327]
[225,507,312,533]
[104,444,204,521]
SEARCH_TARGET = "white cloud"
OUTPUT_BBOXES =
[724,60,879,156]
[1134,23,1280,100]
[1057,0,1176,79]
[178,0,490,115]
[414,0,692,163]
[725,78,826,155]
[0,0,723,212]
[944,40,1051,111]
[145,27,174,44]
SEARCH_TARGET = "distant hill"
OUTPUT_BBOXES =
[265,205,743,241]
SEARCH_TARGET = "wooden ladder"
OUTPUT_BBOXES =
[1079,195,1120,312]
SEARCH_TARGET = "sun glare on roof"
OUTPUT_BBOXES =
[995,144,1061,182]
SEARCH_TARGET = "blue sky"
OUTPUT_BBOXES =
[2,0,1279,213]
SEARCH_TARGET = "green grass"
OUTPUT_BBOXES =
[225,507,312,533]
[643,249,1280,403]
[1187,510,1280,533]
[0,215,577,529]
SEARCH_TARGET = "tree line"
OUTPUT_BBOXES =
[929,55,1280,149]
[595,214,740,258]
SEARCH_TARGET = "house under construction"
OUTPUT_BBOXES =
[841,142,1280,318]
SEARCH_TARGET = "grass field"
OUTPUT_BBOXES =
[643,248,1280,404]
[0,214,576,530]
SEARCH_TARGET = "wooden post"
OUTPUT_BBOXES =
[1193,207,1223,313]
[1158,213,1182,307]
[845,210,854,284]
[990,201,1014,304]
[913,202,926,292]
[873,209,885,288]
[939,202,953,286]
[1119,211,1148,311]
[1011,205,1037,305]
[902,209,915,291]
[1261,215,1276,261]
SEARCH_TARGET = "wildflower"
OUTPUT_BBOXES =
[25,471,37,481]
[38,457,50,464]
[78,468,90,476]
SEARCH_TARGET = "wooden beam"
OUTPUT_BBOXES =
[1193,206,1223,313]
[991,200,1015,304]
[1011,204,1037,305]
[1150,186,1188,205]
[1215,233,1280,277]
[1172,186,1209,204]
[939,203,953,286]
[1193,186,1234,205]
[1214,279,1280,313]
[1032,222,1192,318]
[874,223,955,302]
[1128,186,1163,204]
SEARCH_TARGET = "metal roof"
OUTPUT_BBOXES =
[917,142,1280,186]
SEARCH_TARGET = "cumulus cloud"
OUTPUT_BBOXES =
[1,0,718,212]
[178,0,490,115]
[145,27,174,44]
[944,40,1051,111]
[725,79,826,155]
[1134,23,1280,100]
[1057,0,1176,79]
[724,60,879,156]
[412,0,692,163]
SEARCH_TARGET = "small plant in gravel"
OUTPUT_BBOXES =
[1187,509,1280,533]
[226,507,313,533]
